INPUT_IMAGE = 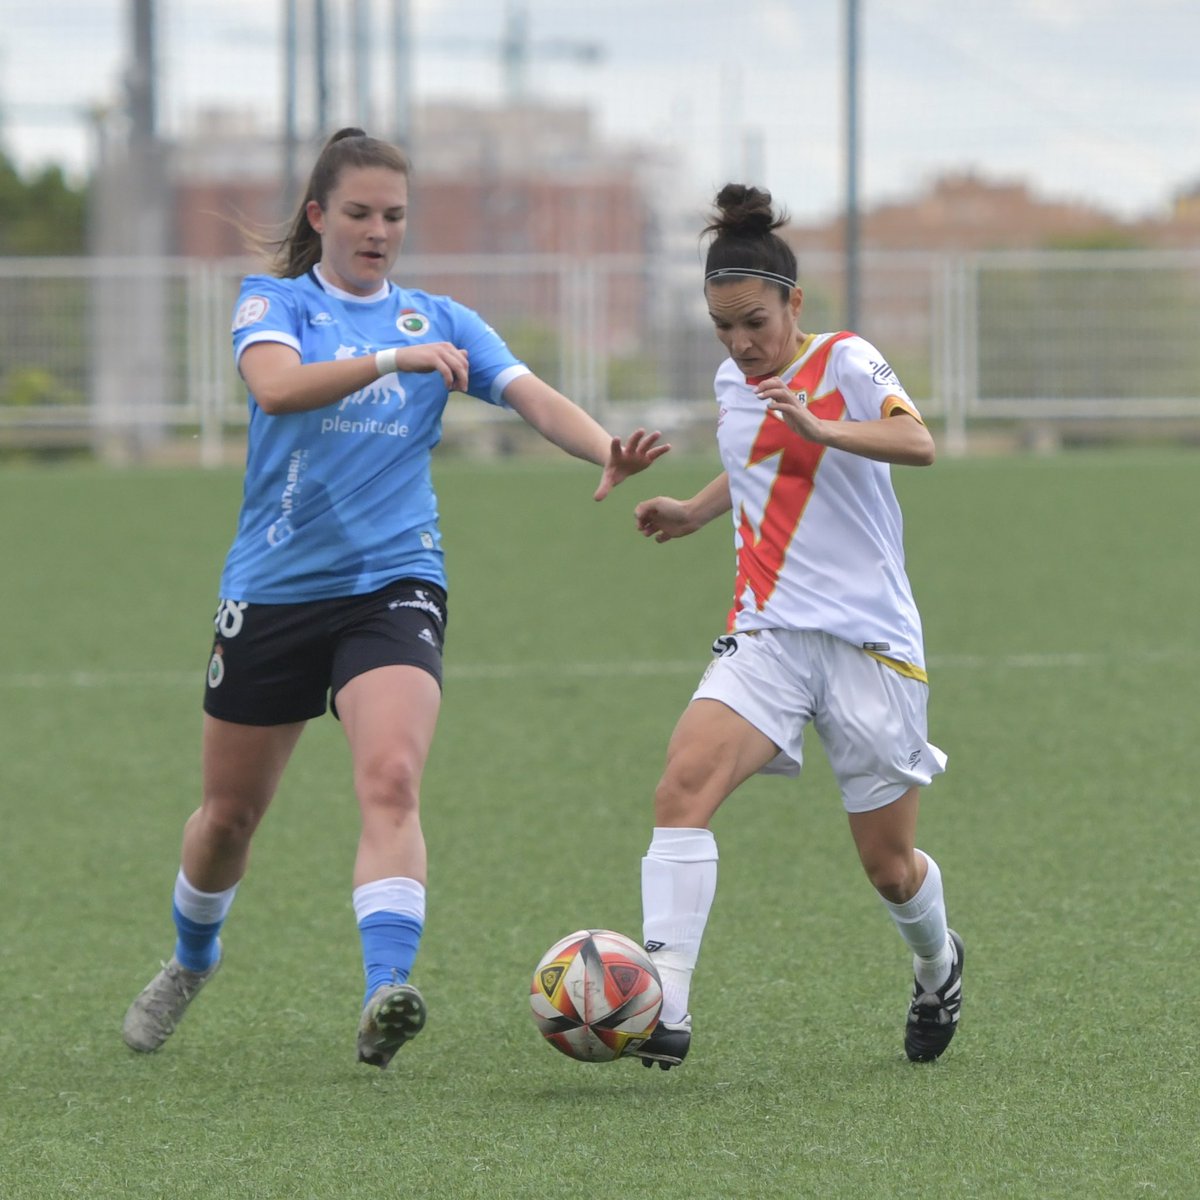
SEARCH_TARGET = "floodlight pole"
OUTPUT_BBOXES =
[283,0,299,209]
[392,0,412,149]
[844,0,861,332]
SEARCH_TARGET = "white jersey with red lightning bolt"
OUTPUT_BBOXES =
[715,330,928,678]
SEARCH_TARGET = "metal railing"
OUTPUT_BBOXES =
[2,249,1198,462]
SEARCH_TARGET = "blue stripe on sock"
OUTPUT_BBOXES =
[173,903,222,972]
[358,911,423,1005]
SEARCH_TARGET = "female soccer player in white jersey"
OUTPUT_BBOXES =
[627,184,962,1070]
[121,128,668,1069]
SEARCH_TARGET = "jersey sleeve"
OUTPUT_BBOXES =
[446,302,531,406]
[833,335,924,424]
[231,275,305,368]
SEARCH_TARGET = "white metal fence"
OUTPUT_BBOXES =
[2,249,1198,463]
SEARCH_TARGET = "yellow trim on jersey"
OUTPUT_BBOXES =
[864,649,928,683]
[882,394,924,422]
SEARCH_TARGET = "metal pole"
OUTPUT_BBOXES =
[844,0,861,332]
[502,0,528,105]
[391,0,411,148]
[352,0,371,128]
[283,0,298,209]
[128,0,157,141]
[315,0,330,135]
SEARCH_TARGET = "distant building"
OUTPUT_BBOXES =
[166,102,658,348]
[787,172,1132,254]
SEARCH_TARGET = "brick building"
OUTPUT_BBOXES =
[785,170,1200,255]
[168,104,656,348]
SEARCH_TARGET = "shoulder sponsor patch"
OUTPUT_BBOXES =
[233,294,270,330]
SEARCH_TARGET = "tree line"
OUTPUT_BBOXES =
[0,152,88,255]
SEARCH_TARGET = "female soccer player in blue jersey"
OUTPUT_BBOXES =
[122,127,669,1068]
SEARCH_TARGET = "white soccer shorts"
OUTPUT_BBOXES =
[691,628,947,812]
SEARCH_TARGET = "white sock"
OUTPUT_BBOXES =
[881,851,953,991]
[352,876,426,923]
[641,827,718,1024]
[174,869,238,925]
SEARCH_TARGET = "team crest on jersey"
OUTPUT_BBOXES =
[233,295,269,330]
[396,309,430,337]
[309,311,334,326]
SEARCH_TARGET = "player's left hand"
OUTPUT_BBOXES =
[756,377,826,443]
[594,428,671,501]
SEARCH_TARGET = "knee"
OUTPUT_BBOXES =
[356,752,422,818]
[866,858,922,903]
[653,763,712,826]
[196,800,262,850]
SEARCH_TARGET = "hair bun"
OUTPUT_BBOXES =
[706,183,787,238]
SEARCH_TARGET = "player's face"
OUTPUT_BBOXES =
[706,278,803,377]
[307,165,408,295]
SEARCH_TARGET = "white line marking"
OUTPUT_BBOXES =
[0,648,1178,690]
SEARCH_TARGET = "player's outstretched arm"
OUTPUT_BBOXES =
[635,473,732,543]
[503,374,670,500]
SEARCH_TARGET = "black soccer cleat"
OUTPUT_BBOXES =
[627,1014,692,1070]
[905,929,964,1062]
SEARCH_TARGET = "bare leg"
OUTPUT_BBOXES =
[640,699,779,1037]
[181,715,306,891]
[846,786,925,903]
[335,665,441,888]
[654,698,780,827]
[336,665,441,1066]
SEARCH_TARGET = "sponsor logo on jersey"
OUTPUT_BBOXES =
[869,359,903,389]
[644,940,665,953]
[396,309,430,337]
[309,311,334,326]
[233,295,270,330]
[266,448,307,543]
[388,589,444,625]
[267,518,294,545]
[908,748,923,767]
[712,634,739,657]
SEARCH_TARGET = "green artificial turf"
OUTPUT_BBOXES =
[1,448,1196,1198]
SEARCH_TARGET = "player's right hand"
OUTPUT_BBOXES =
[634,496,697,543]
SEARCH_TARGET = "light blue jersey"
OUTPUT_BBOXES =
[220,266,530,602]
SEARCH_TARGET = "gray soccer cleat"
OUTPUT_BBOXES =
[356,983,427,1068]
[122,943,223,1053]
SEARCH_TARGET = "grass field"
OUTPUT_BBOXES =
[1,448,1197,1199]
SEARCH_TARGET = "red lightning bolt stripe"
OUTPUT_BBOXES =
[728,332,855,628]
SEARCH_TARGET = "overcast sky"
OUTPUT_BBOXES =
[2,0,1198,222]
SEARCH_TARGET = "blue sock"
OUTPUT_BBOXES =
[173,903,222,972]
[358,911,423,1005]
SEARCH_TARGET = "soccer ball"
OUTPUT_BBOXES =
[530,929,662,1062]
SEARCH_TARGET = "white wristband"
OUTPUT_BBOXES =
[374,348,398,377]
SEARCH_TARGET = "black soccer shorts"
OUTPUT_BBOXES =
[202,578,448,726]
